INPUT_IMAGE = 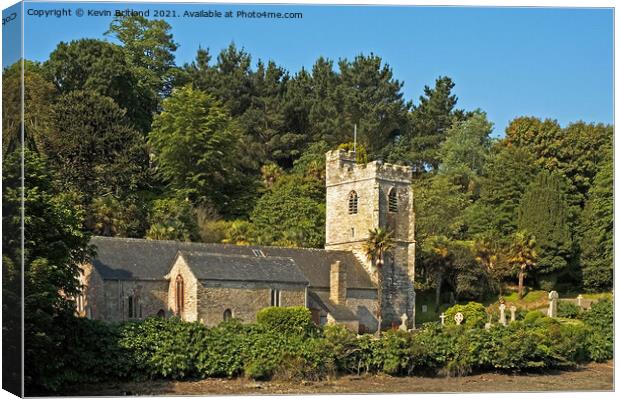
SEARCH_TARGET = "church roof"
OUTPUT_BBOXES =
[176,251,308,284]
[88,236,375,290]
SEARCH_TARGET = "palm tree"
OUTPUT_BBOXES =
[508,231,537,299]
[363,227,395,335]
[472,236,502,295]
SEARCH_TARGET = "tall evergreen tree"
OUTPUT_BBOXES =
[466,144,539,238]
[337,54,409,156]
[438,111,493,195]
[517,170,575,279]
[399,76,466,173]
[579,153,613,291]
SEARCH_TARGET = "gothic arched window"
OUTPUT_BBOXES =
[223,309,232,321]
[388,188,398,213]
[348,191,358,214]
[175,275,184,315]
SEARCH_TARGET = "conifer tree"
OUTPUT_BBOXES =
[517,170,575,279]
[579,153,613,291]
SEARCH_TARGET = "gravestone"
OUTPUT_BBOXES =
[454,312,464,326]
[399,313,408,331]
[422,305,428,313]
[440,313,446,326]
[548,291,559,317]
[577,294,583,308]
[484,314,492,330]
[499,303,507,326]
[510,305,517,322]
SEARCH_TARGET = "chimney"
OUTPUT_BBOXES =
[330,261,347,304]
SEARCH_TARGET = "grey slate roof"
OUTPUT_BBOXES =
[177,251,308,284]
[89,236,375,289]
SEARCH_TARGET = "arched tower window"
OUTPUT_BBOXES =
[223,309,232,321]
[388,188,398,213]
[348,191,358,214]
[175,275,184,315]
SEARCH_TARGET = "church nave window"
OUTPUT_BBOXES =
[270,288,281,306]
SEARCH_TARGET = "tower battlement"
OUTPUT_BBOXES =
[325,149,412,187]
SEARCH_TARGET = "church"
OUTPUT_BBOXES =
[78,149,416,333]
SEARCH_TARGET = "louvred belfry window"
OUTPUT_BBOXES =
[389,188,398,213]
[348,191,358,214]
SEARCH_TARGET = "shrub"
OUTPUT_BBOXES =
[256,306,317,336]
[557,301,581,318]
[580,300,613,362]
[444,302,487,328]
[523,310,545,324]
[119,317,208,379]
[323,324,383,375]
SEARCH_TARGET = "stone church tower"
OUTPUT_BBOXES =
[325,149,416,328]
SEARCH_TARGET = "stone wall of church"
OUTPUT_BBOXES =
[79,263,105,319]
[197,281,306,327]
[345,288,379,333]
[80,263,169,322]
[167,255,199,321]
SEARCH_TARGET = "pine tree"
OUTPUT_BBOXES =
[517,170,575,278]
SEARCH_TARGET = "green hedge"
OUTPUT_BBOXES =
[39,303,614,393]
[256,306,317,336]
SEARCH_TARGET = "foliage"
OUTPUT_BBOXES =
[2,60,56,153]
[85,195,148,238]
[505,117,612,206]
[106,15,179,100]
[44,39,152,132]
[507,231,538,298]
[2,149,92,393]
[146,197,199,241]
[444,302,487,328]
[557,301,581,319]
[467,145,539,238]
[256,307,317,337]
[250,169,325,248]
[395,76,466,172]
[579,154,613,291]
[43,90,148,206]
[517,170,575,278]
[438,111,493,194]
[149,85,257,218]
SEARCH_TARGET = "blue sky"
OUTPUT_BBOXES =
[5,1,614,135]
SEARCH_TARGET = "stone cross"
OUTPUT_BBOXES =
[548,291,559,317]
[454,312,464,326]
[499,303,507,326]
[399,313,408,331]
[577,294,583,308]
[509,305,517,322]
[440,313,446,326]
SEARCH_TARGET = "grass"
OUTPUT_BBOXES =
[502,290,547,304]
[413,287,613,325]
